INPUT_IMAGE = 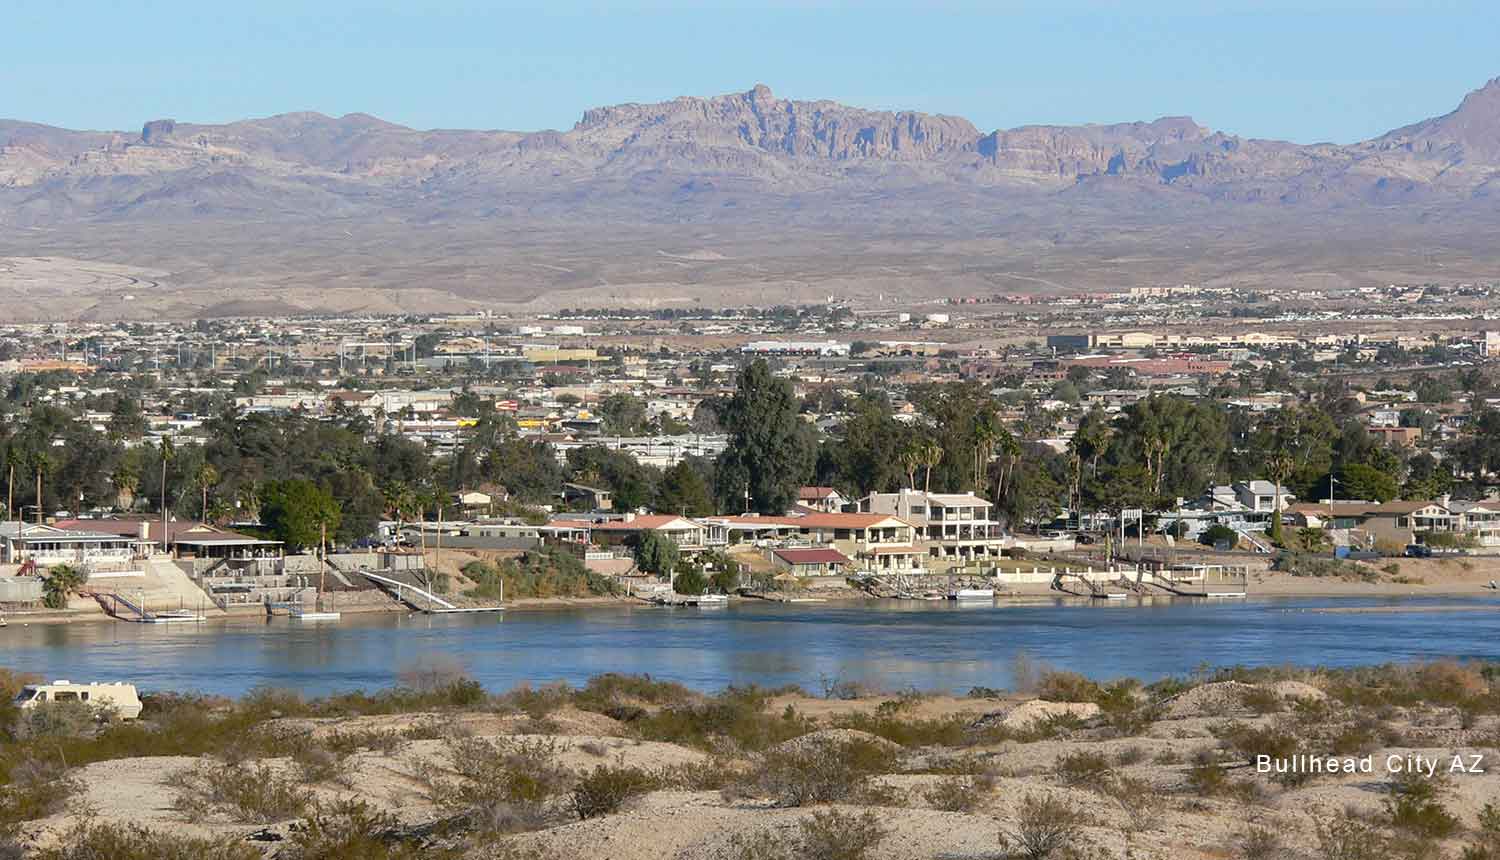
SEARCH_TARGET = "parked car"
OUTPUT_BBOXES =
[1404,543,1433,558]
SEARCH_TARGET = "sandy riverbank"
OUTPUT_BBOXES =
[9,666,1500,859]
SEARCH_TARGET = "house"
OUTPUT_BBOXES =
[562,483,613,512]
[1,523,139,567]
[1367,426,1422,447]
[452,490,494,514]
[588,514,721,552]
[859,489,1008,565]
[1201,481,1296,520]
[770,547,853,577]
[796,486,849,513]
[705,512,925,576]
[50,519,284,561]
[1288,500,1453,547]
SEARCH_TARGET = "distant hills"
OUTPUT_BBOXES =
[2,79,1499,226]
[2,80,1499,321]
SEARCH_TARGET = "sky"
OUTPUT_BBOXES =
[5,1,1498,144]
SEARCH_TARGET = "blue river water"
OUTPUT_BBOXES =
[3,596,1498,697]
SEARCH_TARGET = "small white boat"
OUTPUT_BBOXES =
[694,594,730,606]
[949,588,995,601]
[147,610,205,623]
[289,608,342,621]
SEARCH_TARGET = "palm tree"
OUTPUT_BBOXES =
[111,463,140,512]
[972,412,997,490]
[30,450,52,524]
[195,463,220,522]
[158,438,175,546]
[991,428,1023,508]
[920,441,943,495]
[5,447,22,521]
[1267,451,1294,547]
[900,443,923,491]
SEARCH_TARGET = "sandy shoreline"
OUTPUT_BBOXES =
[7,558,1499,628]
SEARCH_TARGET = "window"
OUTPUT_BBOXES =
[14,689,38,703]
[53,691,80,702]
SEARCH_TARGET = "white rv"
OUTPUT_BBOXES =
[13,680,143,719]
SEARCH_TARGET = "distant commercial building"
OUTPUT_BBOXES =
[740,341,850,357]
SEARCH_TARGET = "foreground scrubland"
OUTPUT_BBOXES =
[5,660,1500,859]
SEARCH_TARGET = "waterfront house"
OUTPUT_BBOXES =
[705,512,924,576]
[588,514,720,552]
[770,547,853,577]
[859,489,1007,566]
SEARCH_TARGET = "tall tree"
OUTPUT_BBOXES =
[259,479,342,552]
[714,360,816,514]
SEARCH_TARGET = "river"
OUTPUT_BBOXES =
[3,596,1498,697]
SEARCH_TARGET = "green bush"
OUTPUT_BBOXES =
[1054,750,1114,791]
[733,737,896,807]
[1001,794,1085,860]
[570,764,659,819]
[1384,773,1459,839]
[462,549,619,600]
[30,820,261,860]
[168,759,313,823]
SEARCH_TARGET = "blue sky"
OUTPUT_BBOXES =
[5,1,1496,143]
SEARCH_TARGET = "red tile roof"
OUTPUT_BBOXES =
[773,548,852,565]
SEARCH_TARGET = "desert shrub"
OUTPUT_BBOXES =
[572,673,694,712]
[1315,813,1390,860]
[438,736,571,807]
[13,700,99,740]
[828,712,974,748]
[658,756,741,791]
[732,737,896,807]
[728,810,888,860]
[1113,746,1147,766]
[324,728,407,757]
[1103,775,1153,834]
[1479,802,1500,834]
[968,686,1005,699]
[1213,721,1299,766]
[496,683,572,720]
[168,759,312,823]
[799,809,887,860]
[1384,772,1459,839]
[874,687,928,714]
[923,772,995,812]
[1001,793,1086,860]
[570,764,658,820]
[633,687,813,752]
[283,798,446,860]
[1035,671,1101,703]
[0,757,80,826]
[1054,750,1114,791]
[1237,827,1285,860]
[1239,686,1284,715]
[30,819,261,860]
[1185,759,1229,797]
[1329,719,1381,757]
[289,738,355,788]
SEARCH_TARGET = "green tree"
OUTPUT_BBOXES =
[1338,463,1399,503]
[598,393,648,436]
[259,479,342,552]
[656,459,715,516]
[195,462,219,522]
[632,530,680,577]
[715,360,816,514]
[672,563,707,596]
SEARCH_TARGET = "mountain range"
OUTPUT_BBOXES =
[1,80,1498,319]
